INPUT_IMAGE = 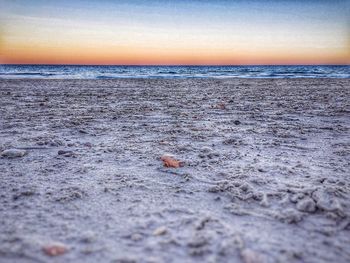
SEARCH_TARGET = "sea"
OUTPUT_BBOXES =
[0,65,349,79]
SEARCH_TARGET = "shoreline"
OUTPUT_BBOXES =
[1,77,350,80]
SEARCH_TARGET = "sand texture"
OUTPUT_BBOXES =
[0,78,349,263]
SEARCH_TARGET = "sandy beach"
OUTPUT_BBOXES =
[0,78,349,263]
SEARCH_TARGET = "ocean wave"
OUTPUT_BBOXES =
[0,65,349,79]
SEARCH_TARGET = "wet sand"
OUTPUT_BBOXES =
[0,78,349,263]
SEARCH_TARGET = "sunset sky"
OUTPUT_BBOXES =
[0,0,349,65]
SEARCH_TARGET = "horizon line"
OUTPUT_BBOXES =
[1,64,349,67]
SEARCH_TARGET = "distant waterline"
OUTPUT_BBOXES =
[0,65,349,79]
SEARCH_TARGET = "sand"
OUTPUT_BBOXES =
[0,78,349,263]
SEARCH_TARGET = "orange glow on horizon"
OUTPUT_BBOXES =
[1,42,349,65]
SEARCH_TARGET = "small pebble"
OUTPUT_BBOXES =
[131,233,143,241]
[241,248,263,263]
[153,226,167,236]
[58,150,74,157]
[234,120,241,125]
[1,149,27,158]
[296,197,316,213]
[200,146,213,153]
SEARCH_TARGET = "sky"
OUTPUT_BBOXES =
[0,0,349,65]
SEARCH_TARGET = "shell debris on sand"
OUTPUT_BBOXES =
[161,155,183,168]
[1,148,27,158]
[153,226,168,236]
[241,248,264,263]
[42,243,68,256]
